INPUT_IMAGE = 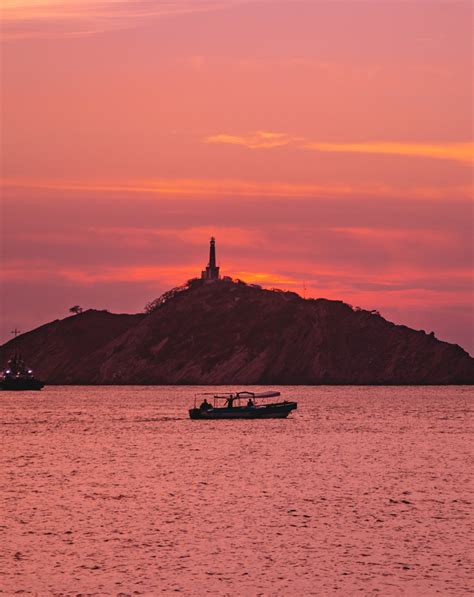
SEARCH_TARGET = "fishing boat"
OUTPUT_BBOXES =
[189,391,297,420]
[0,354,45,391]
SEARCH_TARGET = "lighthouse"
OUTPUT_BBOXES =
[201,237,220,281]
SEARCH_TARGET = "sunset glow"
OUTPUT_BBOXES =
[1,0,472,353]
[207,133,474,164]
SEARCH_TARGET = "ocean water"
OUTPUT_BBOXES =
[0,385,472,596]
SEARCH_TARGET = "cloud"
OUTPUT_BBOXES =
[1,262,199,285]
[329,226,450,244]
[304,141,474,165]
[3,177,470,201]
[205,131,296,149]
[1,0,242,40]
[205,131,474,165]
[85,225,261,248]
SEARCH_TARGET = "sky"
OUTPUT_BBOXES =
[1,0,473,354]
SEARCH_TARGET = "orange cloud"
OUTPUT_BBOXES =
[205,131,474,165]
[1,0,243,39]
[205,131,295,149]
[4,259,471,297]
[1,263,200,284]
[304,141,474,165]
[61,265,199,285]
[3,177,470,201]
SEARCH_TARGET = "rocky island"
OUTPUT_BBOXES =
[1,276,473,385]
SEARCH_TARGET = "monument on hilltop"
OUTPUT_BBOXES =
[201,237,220,281]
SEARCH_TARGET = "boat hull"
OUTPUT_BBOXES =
[189,401,297,420]
[0,379,45,391]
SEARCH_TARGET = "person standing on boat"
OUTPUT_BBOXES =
[247,398,254,408]
[200,398,212,410]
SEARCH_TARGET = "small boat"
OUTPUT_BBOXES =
[189,391,297,420]
[0,354,45,391]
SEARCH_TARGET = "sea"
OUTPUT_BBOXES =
[0,386,472,596]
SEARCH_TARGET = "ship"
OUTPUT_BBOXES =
[0,354,45,391]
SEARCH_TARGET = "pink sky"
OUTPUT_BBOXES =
[1,0,473,354]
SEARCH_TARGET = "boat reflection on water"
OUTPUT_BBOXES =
[0,354,45,391]
[189,391,297,420]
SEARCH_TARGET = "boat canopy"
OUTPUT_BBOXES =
[242,391,281,398]
[197,391,281,399]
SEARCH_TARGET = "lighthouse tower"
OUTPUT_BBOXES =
[201,237,220,281]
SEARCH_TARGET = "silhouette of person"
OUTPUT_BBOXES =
[200,398,211,410]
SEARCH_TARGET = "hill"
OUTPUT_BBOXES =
[1,279,473,384]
